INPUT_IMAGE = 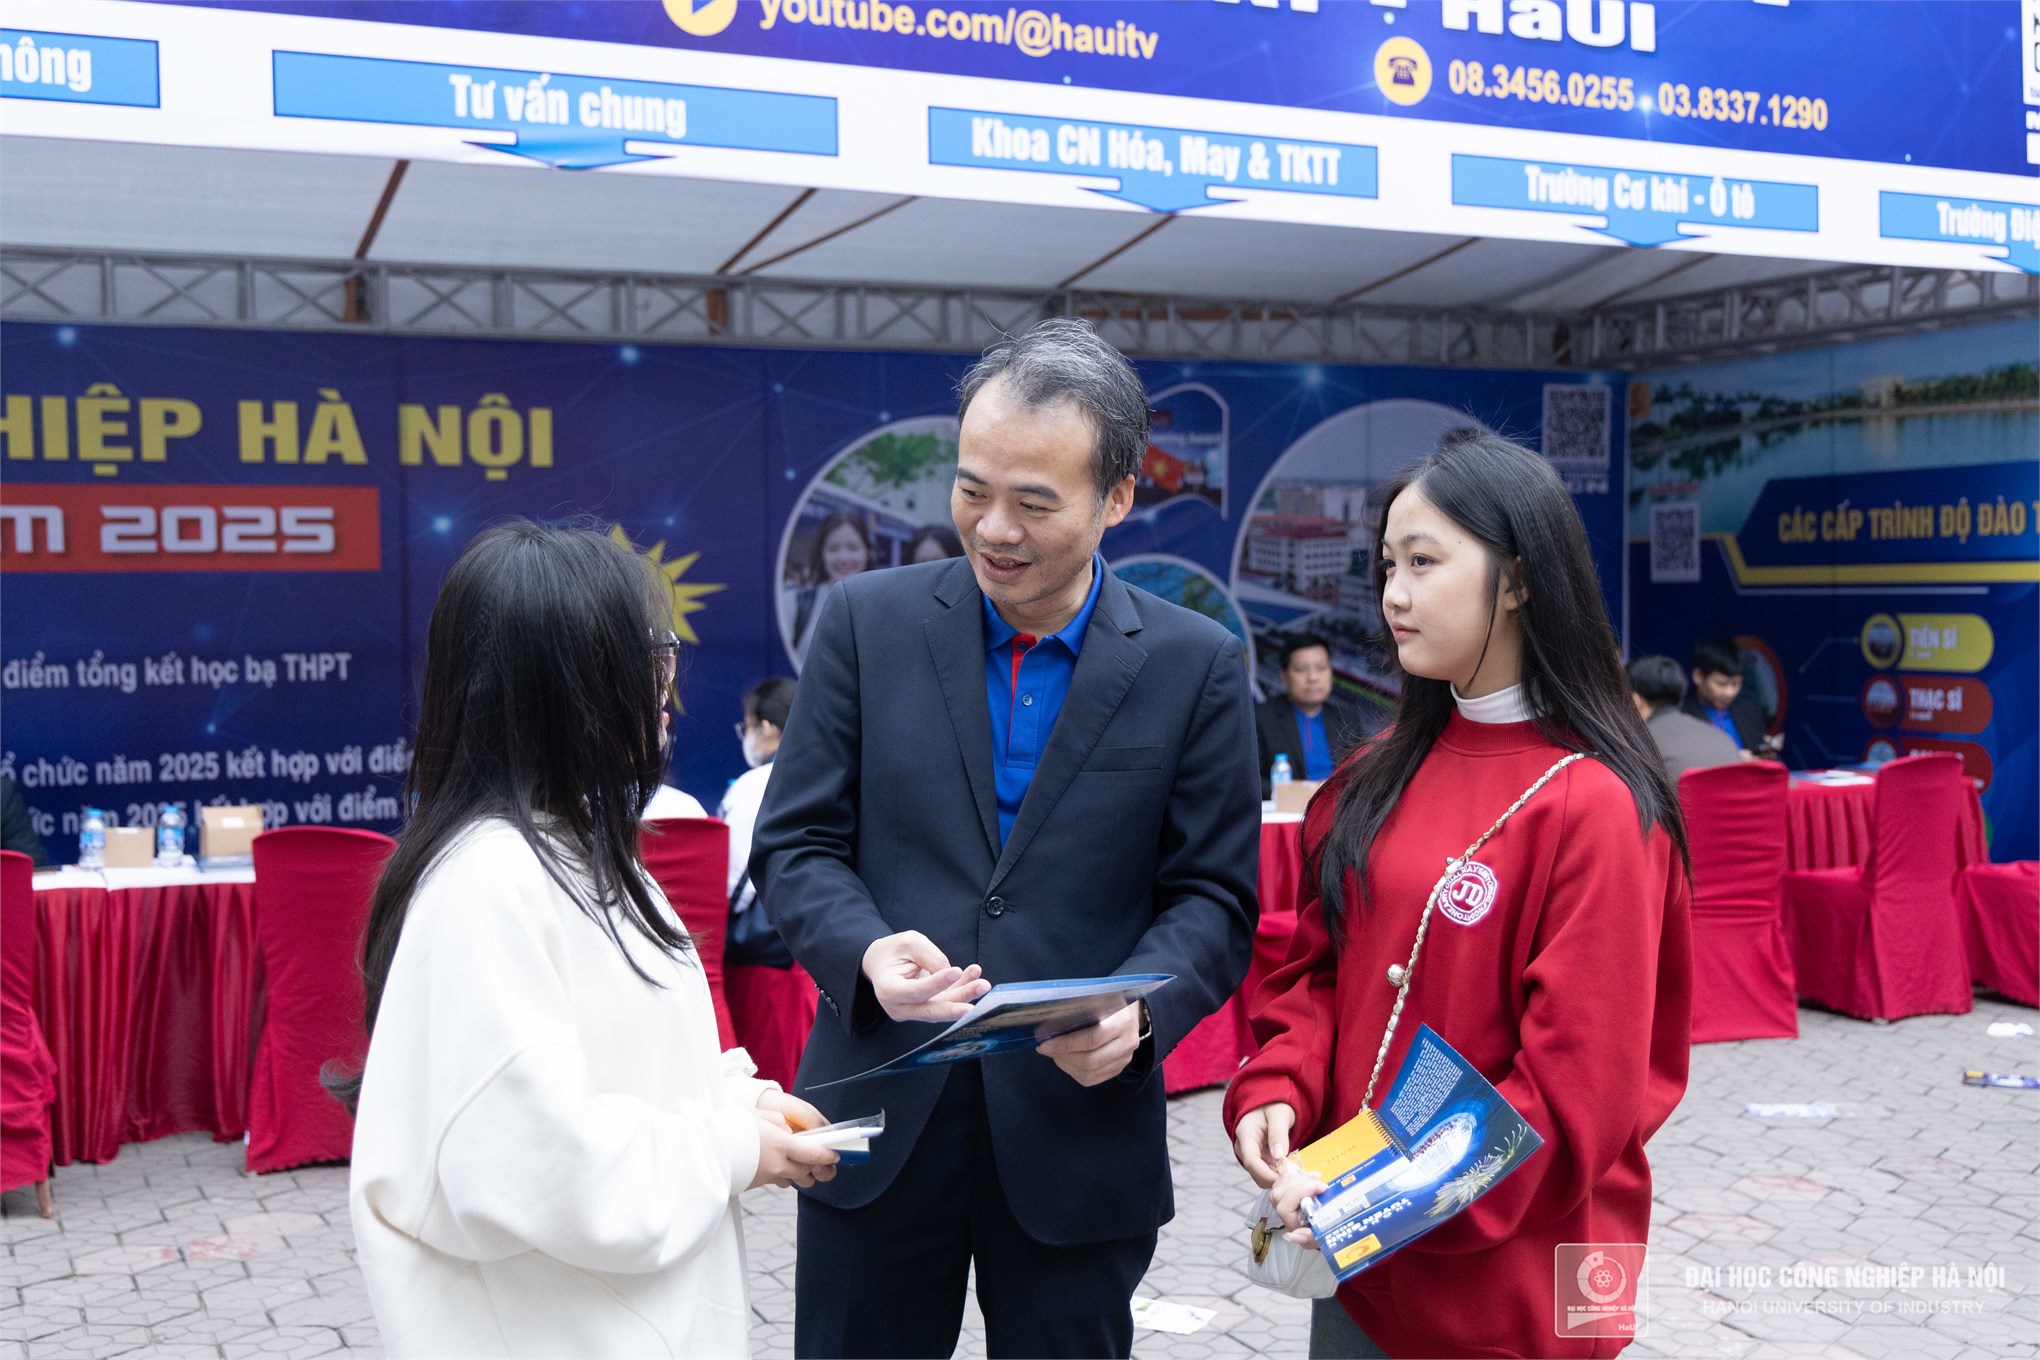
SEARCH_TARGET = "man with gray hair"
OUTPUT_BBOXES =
[753,317,1260,1357]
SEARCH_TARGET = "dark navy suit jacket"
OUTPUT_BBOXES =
[751,556,1260,1245]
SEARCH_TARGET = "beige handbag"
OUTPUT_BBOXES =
[1242,753,1582,1298]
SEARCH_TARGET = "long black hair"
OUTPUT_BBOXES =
[325,520,689,1111]
[1312,428,1686,949]
[807,509,872,580]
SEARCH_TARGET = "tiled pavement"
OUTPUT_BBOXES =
[4,996,2035,1358]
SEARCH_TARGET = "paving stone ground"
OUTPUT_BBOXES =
[4,996,2036,1358]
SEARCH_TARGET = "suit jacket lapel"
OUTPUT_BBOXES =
[1279,697,1305,765]
[989,570,1147,891]
[924,561,1001,862]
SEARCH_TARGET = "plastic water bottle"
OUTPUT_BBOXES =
[79,807,107,870]
[1270,754,1294,787]
[156,804,187,867]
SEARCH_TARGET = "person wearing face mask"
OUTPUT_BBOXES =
[722,677,796,964]
[720,676,812,1089]
[1226,429,1692,1360]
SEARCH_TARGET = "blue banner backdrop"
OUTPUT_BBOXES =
[179,0,2031,177]
[0,321,1623,851]
[1626,316,2039,862]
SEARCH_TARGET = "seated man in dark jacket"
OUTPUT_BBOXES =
[1253,633,1369,797]
[1679,637,1777,756]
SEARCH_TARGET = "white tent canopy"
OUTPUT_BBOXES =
[4,135,2028,368]
[1,135,1847,310]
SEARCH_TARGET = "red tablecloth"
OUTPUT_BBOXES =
[1785,777,1987,873]
[32,879,258,1166]
[1163,818,1303,1095]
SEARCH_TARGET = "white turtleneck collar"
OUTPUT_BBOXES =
[1452,683,1534,724]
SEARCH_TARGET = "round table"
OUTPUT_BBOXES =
[1784,775,1987,873]
[28,866,258,1166]
[1162,815,1303,1095]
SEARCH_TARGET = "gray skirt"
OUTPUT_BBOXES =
[1309,1296,1388,1359]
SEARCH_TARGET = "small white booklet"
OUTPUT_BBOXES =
[792,1112,885,1165]
[808,973,1173,1088]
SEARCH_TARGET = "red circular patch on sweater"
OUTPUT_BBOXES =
[1439,860,1498,927]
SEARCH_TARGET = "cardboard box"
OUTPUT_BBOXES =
[103,825,154,868]
[1273,778,1324,816]
[199,804,264,863]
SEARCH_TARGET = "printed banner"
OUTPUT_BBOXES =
[0,0,2030,270]
[0,320,1623,854]
[182,0,2029,176]
[1627,316,2038,860]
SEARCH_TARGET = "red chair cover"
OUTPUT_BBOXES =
[1961,861,2038,1008]
[1162,818,1305,1094]
[247,828,395,1173]
[642,818,737,1048]
[1679,763,1796,1042]
[1,851,57,1192]
[726,961,819,1089]
[1786,754,1972,1021]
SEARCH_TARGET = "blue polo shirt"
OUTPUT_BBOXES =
[1298,709,1334,781]
[983,556,1105,846]
[1703,704,1740,745]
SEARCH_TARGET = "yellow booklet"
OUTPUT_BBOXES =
[1293,1109,1397,1271]
[1295,1108,1394,1182]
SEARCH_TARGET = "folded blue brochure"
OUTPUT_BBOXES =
[809,973,1173,1088]
[1298,1024,1543,1281]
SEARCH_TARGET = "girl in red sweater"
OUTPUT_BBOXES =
[1226,429,1692,1359]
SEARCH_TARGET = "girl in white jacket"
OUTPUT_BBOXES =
[333,521,838,1358]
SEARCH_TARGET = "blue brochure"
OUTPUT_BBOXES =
[1297,1024,1543,1281]
[809,973,1173,1088]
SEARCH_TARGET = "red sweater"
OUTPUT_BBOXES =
[1226,714,1692,1360]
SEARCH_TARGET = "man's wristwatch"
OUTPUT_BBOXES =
[1136,1001,1153,1044]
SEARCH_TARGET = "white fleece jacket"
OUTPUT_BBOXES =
[349,820,774,1358]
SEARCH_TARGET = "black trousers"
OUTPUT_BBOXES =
[793,1063,1159,1359]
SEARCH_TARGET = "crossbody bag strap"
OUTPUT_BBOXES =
[1358,752,1585,1113]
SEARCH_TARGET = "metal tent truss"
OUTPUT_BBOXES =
[1580,264,2038,368]
[2,247,2031,369]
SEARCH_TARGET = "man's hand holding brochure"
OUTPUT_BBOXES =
[812,971,1173,1089]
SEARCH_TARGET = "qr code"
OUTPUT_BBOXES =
[1542,384,1611,472]
[1650,503,1700,583]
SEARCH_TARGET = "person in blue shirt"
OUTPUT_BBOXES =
[1254,633,1371,797]
[752,318,1259,1360]
[1679,637,1778,756]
